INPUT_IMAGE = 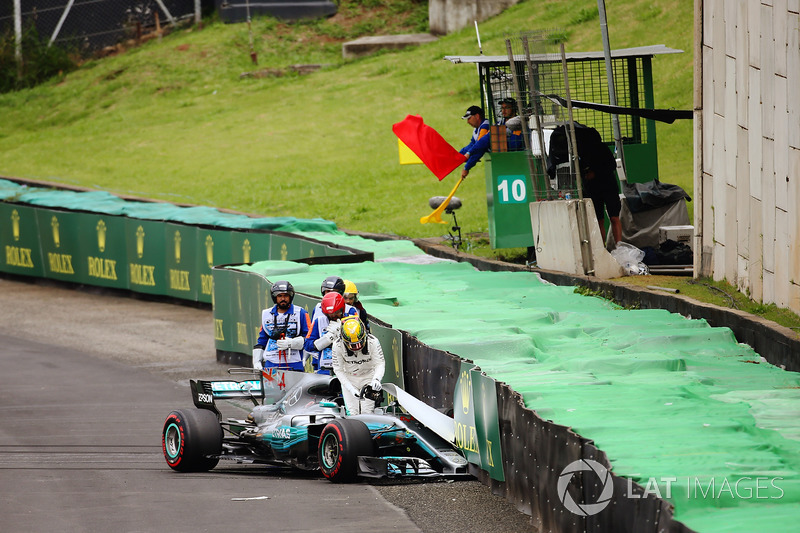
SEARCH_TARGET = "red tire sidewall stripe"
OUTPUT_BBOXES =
[321,424,344,478]
[163,413,185,467]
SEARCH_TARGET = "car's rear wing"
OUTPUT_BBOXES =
[190,379,253,416]
[190,369,308,415]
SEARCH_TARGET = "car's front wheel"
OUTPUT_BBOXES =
[318,419,373,482]
[162,408,222,472]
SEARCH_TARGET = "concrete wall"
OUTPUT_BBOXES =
[695,0,800,315]
[429,0,520,35]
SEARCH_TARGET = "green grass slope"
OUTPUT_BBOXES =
[0,0,692,241]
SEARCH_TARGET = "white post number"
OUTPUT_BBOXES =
[496,175,527,204]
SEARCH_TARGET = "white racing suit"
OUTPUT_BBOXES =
[331,334,385,415]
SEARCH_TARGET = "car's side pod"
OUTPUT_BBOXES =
[190,380,221,419]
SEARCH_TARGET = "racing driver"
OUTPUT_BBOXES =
[331,315,385,415]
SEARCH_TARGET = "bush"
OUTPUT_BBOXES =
[0,24,78,93]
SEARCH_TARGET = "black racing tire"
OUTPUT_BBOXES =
[162,408,222,472]
[318,419,373,483]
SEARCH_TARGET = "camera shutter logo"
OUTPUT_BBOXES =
[558,459,614,516]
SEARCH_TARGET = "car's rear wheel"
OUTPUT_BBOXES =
[162,408,222,472]
[318,419,373,482]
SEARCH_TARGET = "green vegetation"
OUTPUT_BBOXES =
[0,0,692,239]
[0,25,78,92]
[620,275,800,333]
[10,0,789,328]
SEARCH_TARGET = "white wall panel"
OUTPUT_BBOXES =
[749,0,762,68]
[762,137,777,274]
[790,148,800,287]
[724,0,737,58]
[737,254,749,294]
[713,241,726,281]
[702,172,715,277]
[713,4,727,116]
[725,183,739,282]
[713,112,728,248]
[791,283,800,315]
[774,208,790,307]
[761,5,776,141]
[763,269,776,304]
[703,47,716,173]
[789,22,800,149]
[736,127,750,258]
[725,56,738,188]
[748,66,763,200]
[736,1,750,127]
[749,196,764,302]
[774,75,789,211]
[701,0,798,314]
[775,0,789,76]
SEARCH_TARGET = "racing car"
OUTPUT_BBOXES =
[161,370,470,482]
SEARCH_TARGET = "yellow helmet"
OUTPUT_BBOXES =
[343,280,359,304]
[340,315,366,351]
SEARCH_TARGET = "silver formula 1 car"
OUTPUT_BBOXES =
[161,370,470,482]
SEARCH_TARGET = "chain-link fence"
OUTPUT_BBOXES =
[492,30,651,201]
[1,0,204,56]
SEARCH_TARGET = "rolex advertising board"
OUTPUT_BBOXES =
[36,209,83,283]
[125,218,167,295]
[211,265,238,353]
[0,203,44,277]
[78,214,128,289]
[370,323,404,389]
[231,231,272,265]
[454,362,505,481]
[471,371,504,481]
[299,239,330,261]
[234,270,262,351]
[270,234,301,261]
[196,229,233,304]
[165,223,198,301]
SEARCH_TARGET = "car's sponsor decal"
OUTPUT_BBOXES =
[210,380,262,392]
[197,392,213,404]
[272,427,291,439]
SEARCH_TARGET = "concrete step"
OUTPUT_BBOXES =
[342,33,438,59]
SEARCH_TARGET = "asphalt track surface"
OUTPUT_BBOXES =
[0,277,537,533]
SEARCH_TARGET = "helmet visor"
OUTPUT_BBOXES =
[344,339,364,351]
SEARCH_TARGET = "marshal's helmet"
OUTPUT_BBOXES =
[321,291,345,317]
[343,280,359,304]
[340,316,366,351]
[320,275,345,296]
[270,280,295,303]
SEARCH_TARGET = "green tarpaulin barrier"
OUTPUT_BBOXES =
[240,259,800,532]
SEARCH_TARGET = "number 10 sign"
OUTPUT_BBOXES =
[496,175,528,204]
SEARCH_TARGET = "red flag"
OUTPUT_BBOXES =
[392,115,467,180]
